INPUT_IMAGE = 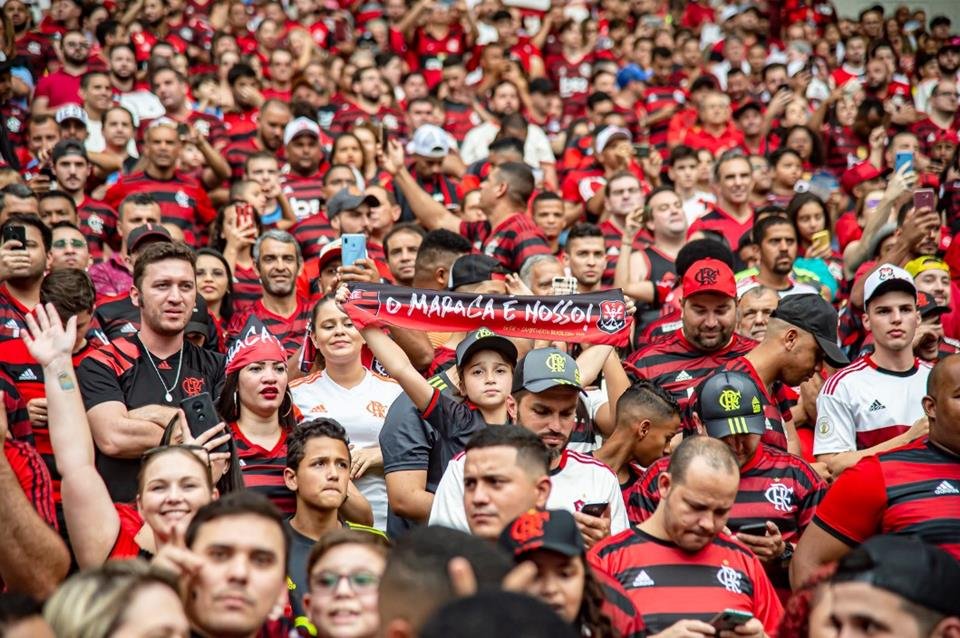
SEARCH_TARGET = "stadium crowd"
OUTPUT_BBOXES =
[0,0,960,634]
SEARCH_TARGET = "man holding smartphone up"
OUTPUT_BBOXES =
[0,214,49,334]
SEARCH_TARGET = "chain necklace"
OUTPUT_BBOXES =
[137,333,184,403]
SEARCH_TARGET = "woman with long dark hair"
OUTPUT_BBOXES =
[195,247,236,342]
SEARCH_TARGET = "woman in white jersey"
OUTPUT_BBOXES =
[289,294,403,531]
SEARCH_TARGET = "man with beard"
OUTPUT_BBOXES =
[6,0,55,81]
[815,265,931,476]
[383,223,424,286]
[937,41,960,83]
[736,216,822,298]
[228,230,310,359]
[736,285,780,341]
[430,348,629,548]
[77,241,225,502]
[32,30,89,115]
[51,140,117,261]
[108,44,164,123]
[589,436,782,637]
[626,258,754,430]
[688,151,755,249]
[830,33,867,87]
[224,100,291,180]
[331,66,405,137]
[87,194,161,298]
[0,214,49,332]
[147,66,226,149]
[282,117,327,223]
[104,118,216,247]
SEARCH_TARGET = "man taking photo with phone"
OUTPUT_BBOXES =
[0,214,49,333]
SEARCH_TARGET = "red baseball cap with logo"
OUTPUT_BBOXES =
[682,258,737,299]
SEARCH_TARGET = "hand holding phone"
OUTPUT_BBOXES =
[235,202,254,229]
[895,150,914,174]
[180,392,229,454]
[709,609,754,631]
[2,225,26,249]
[914,188,936,211]
[341,233,368,267]
[734,522,769,536]
[810,230,831,252]
[551,276,579,296]
[580,502,608,517]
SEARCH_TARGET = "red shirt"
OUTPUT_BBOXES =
[33,68,83,109]
[687,203,754,249]
[682,122,745,156]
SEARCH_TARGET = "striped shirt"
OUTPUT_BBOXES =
[231,422,294,514]
[813,437,960,560]
[227,298,311,359]
[78,197,119,262]
[0,284,30,338]
[103,171,216,247]
[461,213,552,272]
[588,528,783,634]
[642,84,684,151]
[231,264,263,314]
[282,171,327,222]
[687,204,753,250]
[625,444,825,598]
[0,368,31,442]
[4,438,57,530]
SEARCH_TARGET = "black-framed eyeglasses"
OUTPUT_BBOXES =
[52,238,86,249]
[310,570,380,595]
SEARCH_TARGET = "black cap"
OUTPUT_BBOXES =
[127,223,172,253]
[512,347,585,394]
[734,100,763,119]
[917,291,950,318]
[326,188,379,217]
[833,535,960,617]
[51,139,88,163]
[455,327,518,369]
[498,509,585,559]
[185,295,210,336]
[770,293,849,367]
[695,371,768,438]
[448,254,506,289]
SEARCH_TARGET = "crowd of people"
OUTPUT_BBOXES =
[0,0,960,634]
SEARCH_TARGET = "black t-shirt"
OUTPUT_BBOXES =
[93,293,221,351]
[78,335,225,502]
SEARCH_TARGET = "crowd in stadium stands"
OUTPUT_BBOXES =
[1,0,960,635]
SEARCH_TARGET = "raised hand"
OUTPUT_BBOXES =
[22,303,76,367]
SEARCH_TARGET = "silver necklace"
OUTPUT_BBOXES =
[137,333,184,403]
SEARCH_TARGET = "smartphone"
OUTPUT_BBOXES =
[633,143,650,160]
[552,276,578,296]
[709,609,754,631]
[341,233,368,267]
[914,188,935,211]
[810,230,831,251]
[735,522,769,536]
[235,202,254,229]
[2,224,26,249]
[377,122,386,146]
[180,392,229,454]
[895,150,913,174]
[580,502,608,517]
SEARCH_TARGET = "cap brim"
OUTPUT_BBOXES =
[866,280,917,306]
[514,539,584,558]
[920,304,951,318]
[458,336,518,369]
[185,321,207,335]
[704,414,767,438]
[519,378,587,395]
[815,334,849,368]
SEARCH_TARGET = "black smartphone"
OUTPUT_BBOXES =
[735,522,768,536]
[2,224,26,248]
[633,143,650,159]
[709,609,754,631]
[580,502,608,517]
[180,392,229,454]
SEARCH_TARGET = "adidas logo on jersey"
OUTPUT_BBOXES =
[935,481,960,495]
[674,370,692,382]
[631,570,655,587]
[868,400,885,412]
[17,368,37,381]
[120,323,137,334]
[4,319,17,330]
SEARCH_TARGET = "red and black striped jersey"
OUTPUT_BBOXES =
[0,285,30,338]
[0,367,31,442]
[4,438,56,530]
[686,204,753,250]
[822,123,861,176]
[232,264,263,314]
[598,219,626,287]
[460,213,552,272]
[282,170,327,222]
[330,102,406,138]
[717,357,797,451]
[78,197,119,262]
[911,116,960,157]
[626,331,756,421]
[442,99,480,142]
[77,336,225,503]
[140,110,228,148]
[642,84,684,150]
[588,527,783,634]
[226,298,310,359]
[594,566,648,638]
[91,292,141,341]
[103,171,216,247]
[812,437,960,560]
[223,137,264,181]
[231,422,295,514]
[0,99,28,149]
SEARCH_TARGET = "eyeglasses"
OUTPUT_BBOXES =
[52,238,86,249]
[311,571,380,595]
[934,92,958,98]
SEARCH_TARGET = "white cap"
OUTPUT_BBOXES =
[55,103,88,125]
[594,126,631,153]
[864,263,917,307]
[719,4,740,22]
[407,124,450,159]
[283,117,321,146]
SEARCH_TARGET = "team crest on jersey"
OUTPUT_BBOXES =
[181,377,204,397]
[27,41,40,55]
[718,389,741,412]
[6,117,20,133]
[87,213,104,235]
[816,417,829,435]
[597,300,626,335]
[175,190,190,208]
[764,482,794,513]
[366,400,387,418]
[716,564,742,594]
[382,114,398,131]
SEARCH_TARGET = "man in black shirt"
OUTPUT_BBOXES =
[78,241,224,502]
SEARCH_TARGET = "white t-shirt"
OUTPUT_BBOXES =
[460,121,556,168]
[289,370,403,531]
[429,448,628,535]
[814,355,931,456]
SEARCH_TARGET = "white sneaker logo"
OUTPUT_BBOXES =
[934,481,960,495]
[17,368,37,381]
[631,570,655,587]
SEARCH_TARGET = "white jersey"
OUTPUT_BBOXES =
[289,370,403,531]
[814,355,931,456]
[429,449,629,535]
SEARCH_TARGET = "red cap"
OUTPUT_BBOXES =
[682,258,736,299]
[841,161,883,195]
[934,128,960,145]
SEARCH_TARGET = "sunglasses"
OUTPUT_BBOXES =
[52,238,86,249]
[311,570,380,595]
